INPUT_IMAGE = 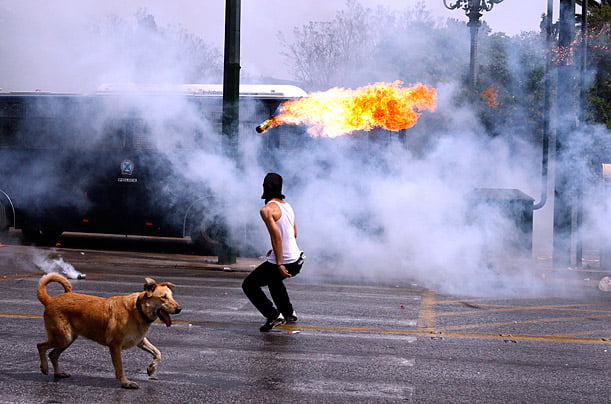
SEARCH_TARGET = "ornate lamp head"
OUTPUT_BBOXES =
[443,0,505,14]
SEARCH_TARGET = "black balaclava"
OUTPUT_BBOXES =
[261,172,285,202]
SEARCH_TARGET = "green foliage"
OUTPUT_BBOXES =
[588,94,611,126]
[584,4,611,128]
[279,0,610,138]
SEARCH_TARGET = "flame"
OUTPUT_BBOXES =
[259,81,436,138]
[481,86,499,108]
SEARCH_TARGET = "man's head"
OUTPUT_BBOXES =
[261,172,285,201]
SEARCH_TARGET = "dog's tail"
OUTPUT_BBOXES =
[37,273,72,306]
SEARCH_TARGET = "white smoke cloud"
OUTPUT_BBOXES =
[33,251,84,280]
[270,91,547,297]
[0,1,605,299]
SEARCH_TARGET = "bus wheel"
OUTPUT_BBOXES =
[40,227,63,244]
[0,201,8,233]
[190,226,221,255]
[21,226,62,245]
[21,226,42,243]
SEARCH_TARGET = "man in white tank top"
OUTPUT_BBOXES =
[242,173,304,332]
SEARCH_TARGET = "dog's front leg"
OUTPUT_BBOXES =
[137,337,161,376]
[109,345,138,389]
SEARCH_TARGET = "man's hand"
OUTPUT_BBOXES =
[278,264,292,278]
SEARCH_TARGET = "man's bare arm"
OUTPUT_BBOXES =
[260,204,291,278]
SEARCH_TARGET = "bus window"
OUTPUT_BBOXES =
[99,119,129,150]
[16,118,72,149]
[0,119,19,147]
[0,102,25,118]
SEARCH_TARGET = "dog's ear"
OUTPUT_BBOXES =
[159,282,176,290]
[143,278,157,294]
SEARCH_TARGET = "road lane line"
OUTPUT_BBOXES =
[179,320,611,344]
[435,303,610,317]
[417,289,436,330]
[188,309,418,327]
[2,313,608,344]
[291,330,419,342]
[0,312,41,318]
[558,329,611,337]
[436,314,611,331]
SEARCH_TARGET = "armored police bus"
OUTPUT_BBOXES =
[0,84,306,254]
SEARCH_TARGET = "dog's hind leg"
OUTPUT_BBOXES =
[37,334,75,377]
[109,345,138,389]
[37,341,51,375]
[137,337,162,376]
[48,337,77,378]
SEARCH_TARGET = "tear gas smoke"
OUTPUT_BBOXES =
[0,3,608,298]
[33,252,85,280]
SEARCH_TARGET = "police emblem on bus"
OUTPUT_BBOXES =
[121,160,134,175]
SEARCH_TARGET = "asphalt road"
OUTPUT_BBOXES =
[0,235,609,403]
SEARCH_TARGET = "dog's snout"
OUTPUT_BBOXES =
[174,306,182,314]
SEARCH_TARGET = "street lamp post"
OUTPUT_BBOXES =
[222,0,241,156]
[219,0,241,265]
[443,0,505,91]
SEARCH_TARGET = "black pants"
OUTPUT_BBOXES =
[242,260,302,320]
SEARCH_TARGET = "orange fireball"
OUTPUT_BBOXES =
[259,81,436,138]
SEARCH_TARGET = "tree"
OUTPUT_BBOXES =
[583,2,611,127]
[278,0,606,142]
[278,0,376,90]
[96,9,222,84]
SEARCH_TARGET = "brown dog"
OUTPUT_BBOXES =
[36,273,182,389]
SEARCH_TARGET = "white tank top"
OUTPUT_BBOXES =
[267,200,301,264]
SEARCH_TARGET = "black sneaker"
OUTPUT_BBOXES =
[260,313,286,332]
[284,311,298,322]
